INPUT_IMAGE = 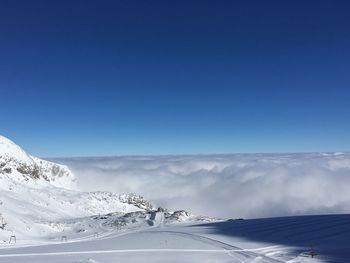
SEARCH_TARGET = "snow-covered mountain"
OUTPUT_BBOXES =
[0,135,76,190]
[1,135,349,262]
[0,135,209,242]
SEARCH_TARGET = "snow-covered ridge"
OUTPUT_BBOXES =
[0,135,76,190]
[0,135,208,242]
[0,135,158,241]
[0,135,33,164]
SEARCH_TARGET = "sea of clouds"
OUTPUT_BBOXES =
[52,153,350,219]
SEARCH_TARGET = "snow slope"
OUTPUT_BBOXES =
[0,136,152,241]
[1,214,348,263]
[0,135,210,243]
[193,214,350,263]
[0,135,76,190]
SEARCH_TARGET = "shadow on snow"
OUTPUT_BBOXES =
[190,214,350,263]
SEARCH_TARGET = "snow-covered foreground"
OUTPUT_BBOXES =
[1,214,347,263]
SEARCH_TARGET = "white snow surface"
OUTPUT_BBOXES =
[1,214,349,262]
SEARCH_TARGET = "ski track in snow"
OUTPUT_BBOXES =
[144,229,284,263]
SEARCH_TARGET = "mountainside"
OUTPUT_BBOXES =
[0,135,77,190]
[0,135,209,243]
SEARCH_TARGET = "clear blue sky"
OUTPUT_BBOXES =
[1,0,350,157]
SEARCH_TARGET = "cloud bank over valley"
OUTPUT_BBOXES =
[52,153,350,218]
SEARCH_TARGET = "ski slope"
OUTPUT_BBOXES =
[0,224,305,263]
[1,214,348,262]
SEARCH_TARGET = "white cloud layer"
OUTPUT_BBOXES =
[52,153,350,219]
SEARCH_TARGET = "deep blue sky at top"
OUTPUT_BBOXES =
[1,0,350,157]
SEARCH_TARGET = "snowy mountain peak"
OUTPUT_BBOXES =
[0,134,76,190]
[0,135,33,164]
